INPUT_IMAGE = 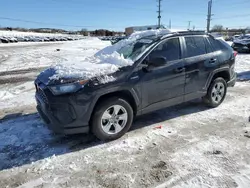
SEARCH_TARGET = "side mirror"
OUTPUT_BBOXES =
[147,57,166,71]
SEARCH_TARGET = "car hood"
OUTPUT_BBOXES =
[37,65,131,86]
[36,68,60,85]
[37,68,83,86]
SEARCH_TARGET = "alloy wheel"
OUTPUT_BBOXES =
[101,105,128,135]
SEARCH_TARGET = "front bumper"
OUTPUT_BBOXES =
[232,44,250,52]
[35,82,91,135]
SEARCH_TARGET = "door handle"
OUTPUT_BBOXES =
[209,58,217,64]
[174,67,185,73]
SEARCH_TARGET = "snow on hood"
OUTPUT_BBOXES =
[50,29,171,83]
[50,51,133,83]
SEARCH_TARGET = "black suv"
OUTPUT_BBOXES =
[35,31,236,141]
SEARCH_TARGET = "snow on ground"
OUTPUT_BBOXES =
[0,81,35,109]
[235,54,250,80]
[1,36,250,187]
[0,81,250,187]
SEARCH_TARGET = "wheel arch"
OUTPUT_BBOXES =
[205,68,230,89]
[89,89,139,124]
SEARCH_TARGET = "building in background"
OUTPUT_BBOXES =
[125,25,165,35]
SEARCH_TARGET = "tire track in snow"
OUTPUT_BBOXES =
[0,67,46,76]
[0,54,10,64]
[0,67,48,85]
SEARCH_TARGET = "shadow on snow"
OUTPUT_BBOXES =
[237,71,250,81]
[0,99,210,171]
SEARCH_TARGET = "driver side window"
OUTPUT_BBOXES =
[149,38,181,62]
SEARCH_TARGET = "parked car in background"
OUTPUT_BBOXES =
[16,37,26,42]
[35,31,237,141]
[6,37,18,43]
[233,35,240,40]
[232,34,250,53]
[0,33,83,44]
[111,36,127,45]
[0,37,9,43]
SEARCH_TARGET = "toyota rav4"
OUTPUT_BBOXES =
[35,31,237,141]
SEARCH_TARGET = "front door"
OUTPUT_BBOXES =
[139,37,186,114]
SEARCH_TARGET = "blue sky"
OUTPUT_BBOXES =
[1,0,250,31]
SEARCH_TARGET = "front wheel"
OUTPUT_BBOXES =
[203,77,227,107]
[91,97,133,141]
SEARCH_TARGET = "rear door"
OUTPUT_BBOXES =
[183,36,219,101]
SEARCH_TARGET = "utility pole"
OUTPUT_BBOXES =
[169,19,171,29]
[188,21,192,30]
[157,0,162,28]
[193,25,195,31]
[207,0,213,33]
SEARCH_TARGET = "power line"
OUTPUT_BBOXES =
[214,0,250,8]
[0,16,125,29]
[213,13,250,20]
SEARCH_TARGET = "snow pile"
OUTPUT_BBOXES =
[51,29,171,82]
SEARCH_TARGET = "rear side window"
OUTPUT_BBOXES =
[217,39,233,51]
[207,36,232,51]
[150,38,181,61]
[184,36,206,57]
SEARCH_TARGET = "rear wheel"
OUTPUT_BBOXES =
[91,97,133,141]
[203,77,227,107]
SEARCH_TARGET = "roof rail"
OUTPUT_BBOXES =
[161,30,206,39]
[175,30,206,35]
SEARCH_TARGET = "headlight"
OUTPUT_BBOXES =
[49,80,88,95]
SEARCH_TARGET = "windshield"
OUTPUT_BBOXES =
[116,38,155,61]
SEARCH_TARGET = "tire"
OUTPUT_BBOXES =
[91,97,134,141]
[203,77,227,108]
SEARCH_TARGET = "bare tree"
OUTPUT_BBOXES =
[212,25,224,32]
[80,28,88,36]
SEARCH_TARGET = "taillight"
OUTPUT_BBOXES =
[233,51,238,57]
